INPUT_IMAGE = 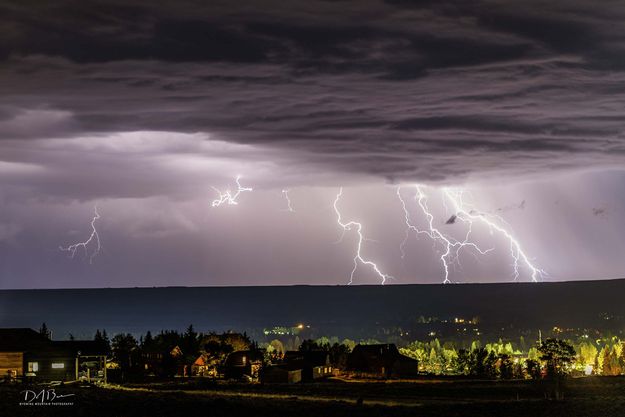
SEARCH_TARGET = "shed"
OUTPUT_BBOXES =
[262,365,302,384]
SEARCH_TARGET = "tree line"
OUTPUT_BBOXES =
[398,336,625,377]
[45,323,623,380]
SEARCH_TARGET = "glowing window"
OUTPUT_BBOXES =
[28,362,39,372]
[51,363,65,369]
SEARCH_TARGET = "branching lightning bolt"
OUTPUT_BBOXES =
[211,175,253,207]
[398,186,492,284]
[282,189,295,212]
[333,188,393,285]
[59,206,101,264]
[397,186,425,259]
[443,188,545,282]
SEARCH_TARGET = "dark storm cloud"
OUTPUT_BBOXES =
[1,0,625,198]
[4,1,625,288]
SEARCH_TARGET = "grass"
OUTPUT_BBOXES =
[2,376,625,417]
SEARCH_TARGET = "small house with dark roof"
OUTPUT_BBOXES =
[262,363,302,384]
[283,350,333,381]
[140,344,165,375]
[0,328,108,383]
[347,343,418,378]
[222,350,262,380]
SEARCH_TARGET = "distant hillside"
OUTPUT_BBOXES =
[0,279,623,341]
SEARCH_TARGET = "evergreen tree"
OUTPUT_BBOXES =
[94,329,112,355]
[143,330,154,347]
[111,333,138,373]
[39,322,51,339]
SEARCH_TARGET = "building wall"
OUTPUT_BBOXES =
[263,368,302,384]
[24,353,76,382]
[0,352,23,377]
[392,359,419,377]
[312,365,333,379]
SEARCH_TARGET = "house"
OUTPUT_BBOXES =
[0,328,50,380]
[192,354,205,376]
[191,352,224,377]
[222,350,262,380]
[346,344,419,378]
[283,350,333,381]
[140,344,185,377]
[262,364,302,384]
[0,328,108,383]
[140,345,165,375]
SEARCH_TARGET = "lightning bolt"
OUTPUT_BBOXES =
[398,186,492,284]
[211,175,253,207]
[443,188,545,282]
[397,186,428,259]
[333,188,393,285]
[59,206,101,264]
[282,189,295,212]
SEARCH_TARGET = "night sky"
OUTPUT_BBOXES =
[1,1,624,288]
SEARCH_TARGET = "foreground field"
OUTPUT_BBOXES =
[2,376,625,417]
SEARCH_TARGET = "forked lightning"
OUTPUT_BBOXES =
[397,186,492,284]
[59,206,101,264]
[333,188,393,285]
[211,176,253,207]
[443,188,545,282]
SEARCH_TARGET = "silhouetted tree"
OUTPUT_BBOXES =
[455,349,471,375]
[539,339,575,376]
[499,354,513,379]
[299,339,324,352]
[111,333,138,376]
[328,343,351,370]
[525,359,541,380]
[94,329,112,355]
[472,348,489,378]
[39,322,51,339]
[183,325,199,355]
[538,339,575,400]
[485,351,499,378]
[142,330,154,348]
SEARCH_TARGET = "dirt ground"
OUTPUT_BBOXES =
[2,376,624,417]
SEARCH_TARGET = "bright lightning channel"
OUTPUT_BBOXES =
[211,175,252,207]
[282,189,295,212]
[59,206,101,264]
[333,188,393,285]
[397,186,492,284]
[443,188,545,282]
[397,186,426,259]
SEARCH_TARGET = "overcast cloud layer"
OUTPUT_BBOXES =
[0,1,624,288]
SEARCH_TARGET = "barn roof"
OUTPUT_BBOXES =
[0,328,108,356]
[284,350,330,367]
[347,343,417,372]
[0,328,51,351]
[351,343,400,357]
